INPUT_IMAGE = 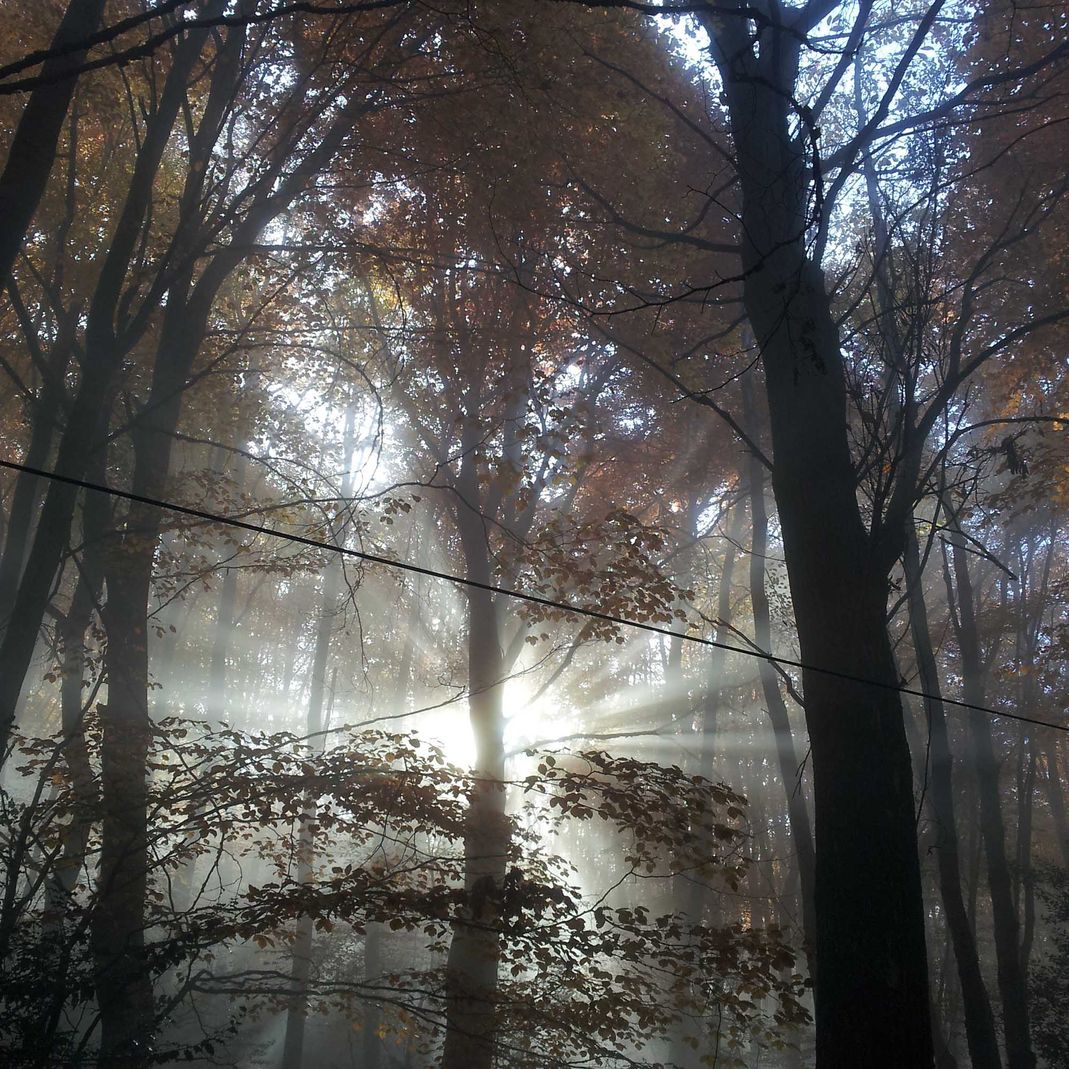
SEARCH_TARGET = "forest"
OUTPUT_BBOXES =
[0,0,1066,1067]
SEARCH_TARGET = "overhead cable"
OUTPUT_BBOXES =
[1,457,1064,735]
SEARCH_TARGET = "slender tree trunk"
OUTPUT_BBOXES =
[945,540,1035,1069]
[280,560,341,1069]
[904,524,1002,1069]
[965,784,981,940]
[45,477,108,928]
[741,375,816,964]
[1017,734,1037,979]
[206,451,248,721]
[1044,741,1069,867]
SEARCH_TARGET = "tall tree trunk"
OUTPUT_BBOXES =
[741,375,816,964]
[45,475,108,928]
[903,523,1002,1069]
[94,535,156,1067]
[714,89,931,1069]
[280,560,341,1069]
[944,539,1035,1069]
[89,195,231,1069]
[700,16,933,1064]
[206,451,248,721]
[0,0,107,286]
[699,13,952,1062]
[1017,735,1036,979]
[441,514,508,1069]
[89,273,216,1063]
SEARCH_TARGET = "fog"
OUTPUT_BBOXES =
[1,2,1067,1068]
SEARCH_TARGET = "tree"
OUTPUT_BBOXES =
[0,0,107,288]
[0,712,808,1067]
[555,3,1069,1062]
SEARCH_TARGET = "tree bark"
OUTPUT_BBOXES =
[94,545,156,1067]
[1044,741,1069,868]
[45,474,108,929]
[701,14,934,1065]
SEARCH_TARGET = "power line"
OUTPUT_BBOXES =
[2,457,1065,735]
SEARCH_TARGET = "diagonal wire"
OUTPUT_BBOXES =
[2,457,1065,734]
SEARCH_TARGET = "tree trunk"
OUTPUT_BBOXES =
[206,451,248,721]
[0,0,107,285]
[89,280,213,1062]
[94,535,156,1067]
[741,376,816,965]
[46,476,107,926]
[89,214,225,1069]
[1017,737,1036,979]
[441,512,508,1069]
[945,540,1035,1069]
[903,523,1002,1069]
[1044,741,1069,868]
[280,561,340,1069]
[702,19,934,1062]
